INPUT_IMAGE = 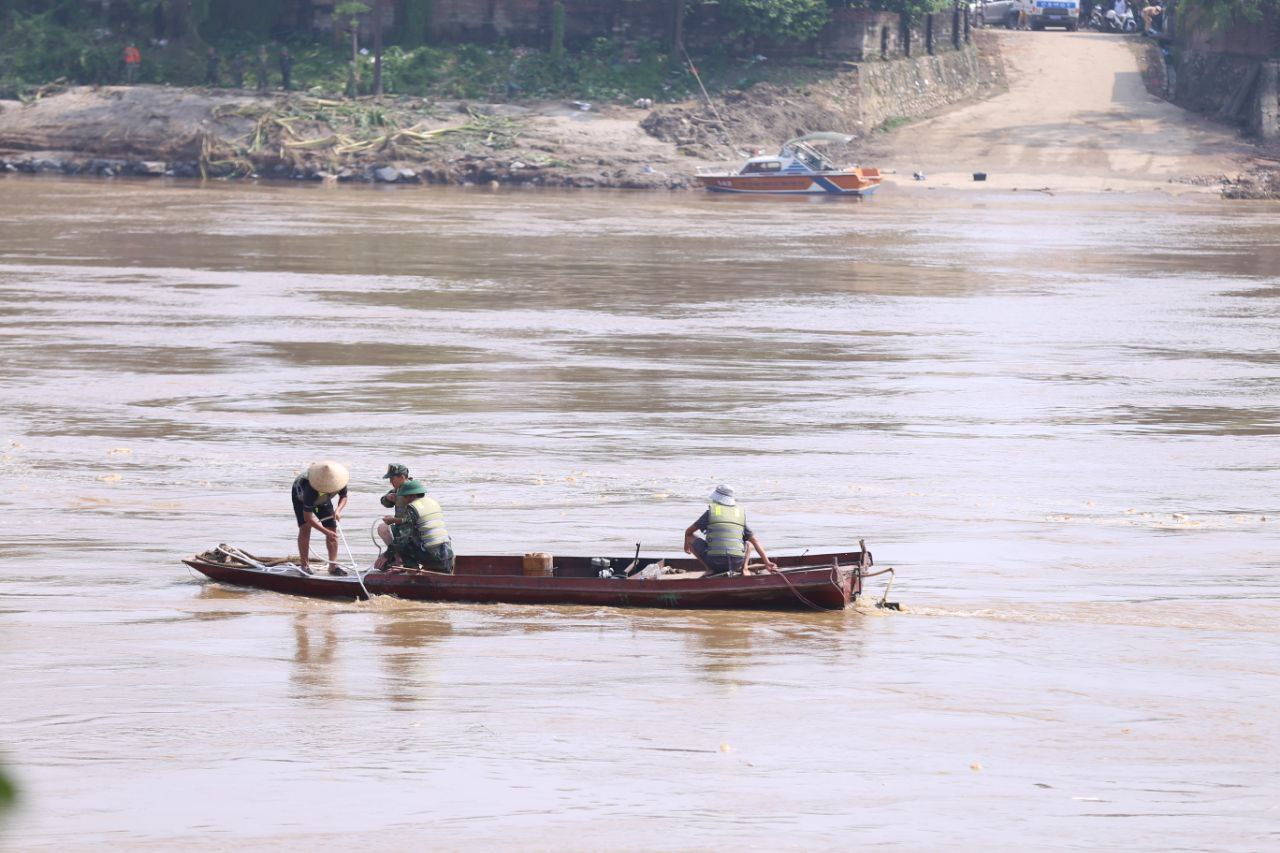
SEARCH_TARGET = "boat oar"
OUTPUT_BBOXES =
[622,542,644,577]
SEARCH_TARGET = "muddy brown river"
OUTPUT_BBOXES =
[1,177,1278,850]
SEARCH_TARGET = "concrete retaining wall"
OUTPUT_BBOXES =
[819,8,972,61]
[1171,8,1280,141]
[851,43,981,129]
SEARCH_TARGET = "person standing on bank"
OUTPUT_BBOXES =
[375,463,410,551]
[230,52,246,88]
[383,479,455,573]
[279,46,294,92]
[123,43,141,84]
[255,46,269,93]
[292,461,350,576]
[683,485,777,576]
[205,47,220,87]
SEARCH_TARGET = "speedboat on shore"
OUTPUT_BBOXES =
[184,544,896,612]
[695,132,882,196]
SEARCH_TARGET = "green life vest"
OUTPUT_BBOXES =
[406,496,450,548]
[705,503,746,558]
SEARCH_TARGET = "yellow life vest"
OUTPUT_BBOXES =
[705,503,746,558]
[406,496,450,548]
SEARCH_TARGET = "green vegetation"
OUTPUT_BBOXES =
[846,0,955,24]
[0,759,16,819]
[0,1,961,101]
[717,0,831,41]
[1179,0,1280,31]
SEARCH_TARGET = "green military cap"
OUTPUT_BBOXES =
[396,479,427,497]
[382,463,410,479]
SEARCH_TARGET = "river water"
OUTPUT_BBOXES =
[1,176,1278,850]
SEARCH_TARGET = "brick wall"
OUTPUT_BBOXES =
[819,10,902,61]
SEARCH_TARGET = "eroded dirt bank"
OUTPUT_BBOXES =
[0,86,704,188]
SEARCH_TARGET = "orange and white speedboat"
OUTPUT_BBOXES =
[695,132,881,196]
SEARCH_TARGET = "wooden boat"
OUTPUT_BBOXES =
[184,546,886,612]
[695,132,882,196]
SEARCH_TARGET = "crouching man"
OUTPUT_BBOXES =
[382,479,455,573]
[683,484,777,576]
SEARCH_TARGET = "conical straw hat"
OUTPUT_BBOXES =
[307,460,349,493]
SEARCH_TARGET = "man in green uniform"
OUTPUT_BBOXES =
[683,484,777,576]
[383,479,455,573]
[374,463,410,558]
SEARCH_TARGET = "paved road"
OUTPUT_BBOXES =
[879,30,1255,193]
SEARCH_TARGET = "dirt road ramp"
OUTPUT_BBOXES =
[878,31,1254,193]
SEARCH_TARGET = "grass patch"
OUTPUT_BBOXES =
[878,115,915,132]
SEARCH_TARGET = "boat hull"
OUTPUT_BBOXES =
[696,170,881,196]
[184,551,867,612]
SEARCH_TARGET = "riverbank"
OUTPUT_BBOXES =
[0,38,991,190]
[0,85,699,188]
[1,32,1272,197]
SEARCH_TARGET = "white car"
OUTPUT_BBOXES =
[1028,0,1081,29]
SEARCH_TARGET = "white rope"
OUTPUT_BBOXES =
[334,522,372,600]
[216,545,306,576]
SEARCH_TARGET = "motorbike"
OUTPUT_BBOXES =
[1100,6,1139,31]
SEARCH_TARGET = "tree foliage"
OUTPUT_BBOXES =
[835,0,954,24]
[713,0,832,40]
[402,0,430,48]
[1179,0,1280,31]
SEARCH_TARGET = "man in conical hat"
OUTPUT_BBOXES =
[291,461,350,575]
[683,484,776,576]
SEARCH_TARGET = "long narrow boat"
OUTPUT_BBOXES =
[184,547,882,612]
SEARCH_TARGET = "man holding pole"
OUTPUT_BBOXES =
[291,461,350,575]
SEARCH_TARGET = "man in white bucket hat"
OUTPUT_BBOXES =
[683,484,776,576]
[291,460,350,575]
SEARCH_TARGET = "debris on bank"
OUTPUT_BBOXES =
[1221,164,1280,200]
[0,85,696,189]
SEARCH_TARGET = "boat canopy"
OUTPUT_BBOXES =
[784,132,855,147]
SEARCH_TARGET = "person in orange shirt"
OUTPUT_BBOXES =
[123,43,141,84]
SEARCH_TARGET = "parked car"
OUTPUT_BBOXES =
[978,0,1080,30]
[978,0,1021,29]
[1028,0,1080,29]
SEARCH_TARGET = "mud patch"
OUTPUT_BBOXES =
[640,80,863,158]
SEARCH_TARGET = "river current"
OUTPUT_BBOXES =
[1,176,1278,850]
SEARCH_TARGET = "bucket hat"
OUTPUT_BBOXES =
[708,484,736,506]
[397,479,427,497]
[307,460,349,493]
[382,463,410,479]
